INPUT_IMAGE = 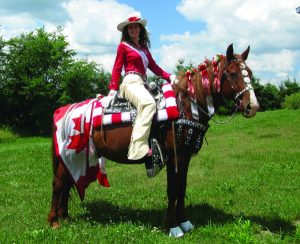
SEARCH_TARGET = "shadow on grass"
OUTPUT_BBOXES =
[186,203,296,236]
[78,200,295,236]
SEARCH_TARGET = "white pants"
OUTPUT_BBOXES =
[120,74,156,160]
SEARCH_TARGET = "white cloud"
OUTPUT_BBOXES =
[62,0,130,54]
[157,0,300,84]
[0,0,133,72]
[1,0,299,85]
[248,50,296,85]
[61,0,136,70]
[0,0,71,23]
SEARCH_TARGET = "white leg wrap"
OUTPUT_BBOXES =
[169,226,184,238]
[179,220,194,233]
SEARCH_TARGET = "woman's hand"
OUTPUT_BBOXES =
[100,90,117,108]
[169,74,179,85]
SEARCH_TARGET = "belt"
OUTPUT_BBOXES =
[125,71,147,81]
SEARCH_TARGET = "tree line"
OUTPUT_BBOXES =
[0,28,299,135]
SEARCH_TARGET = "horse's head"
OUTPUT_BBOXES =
[221,44,259,118]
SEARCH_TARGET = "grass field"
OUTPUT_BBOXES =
[0,109,300,243]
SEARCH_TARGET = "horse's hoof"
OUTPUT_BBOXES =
[169,226,184,238]
[179,220,194,233]
[51,221,61,229]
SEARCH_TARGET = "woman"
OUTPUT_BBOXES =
[101,11,178,161]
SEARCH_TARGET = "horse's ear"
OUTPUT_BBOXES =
[241,45,250,61]
[226,43,234,62]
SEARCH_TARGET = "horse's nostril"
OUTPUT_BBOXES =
[246,104,252,111]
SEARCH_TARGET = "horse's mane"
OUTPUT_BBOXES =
[175,58,216,106]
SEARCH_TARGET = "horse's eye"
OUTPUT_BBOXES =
[230,73,238,79]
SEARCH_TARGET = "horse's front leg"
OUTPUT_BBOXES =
[176,156,194,233]
[165,156,184,238]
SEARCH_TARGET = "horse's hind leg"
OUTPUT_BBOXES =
[57,163,72,219]
[48,157,73,228]
[48,159,63,228]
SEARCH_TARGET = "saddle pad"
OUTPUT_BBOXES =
[93,83,179,127]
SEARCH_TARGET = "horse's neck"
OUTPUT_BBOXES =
[202,59,227,112]
[176,63,224,122]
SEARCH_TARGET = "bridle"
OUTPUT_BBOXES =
[223,58,254,102]
[195,57,254,124]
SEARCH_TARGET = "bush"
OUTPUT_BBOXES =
[0,28,110,135]
[283,92,300,110]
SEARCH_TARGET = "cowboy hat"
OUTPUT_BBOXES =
[117,11,147,32]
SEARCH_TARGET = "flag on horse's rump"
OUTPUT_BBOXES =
[53,99,110,200]
[53,83,179,200]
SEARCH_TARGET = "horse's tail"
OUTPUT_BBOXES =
[51,123,59,176]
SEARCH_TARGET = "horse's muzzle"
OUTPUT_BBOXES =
[242,102,259,118]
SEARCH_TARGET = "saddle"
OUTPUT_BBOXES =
[104,79,168,177]
[105,79,167,115]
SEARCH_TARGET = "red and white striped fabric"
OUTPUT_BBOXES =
[53,83,179,200]
[93,83,179,127]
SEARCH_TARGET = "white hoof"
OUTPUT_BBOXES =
[169,226,184,238]
[179,220,194,233]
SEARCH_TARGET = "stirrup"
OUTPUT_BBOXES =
[145,138,166,177]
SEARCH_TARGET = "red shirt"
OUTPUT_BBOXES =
[109,42,171,90]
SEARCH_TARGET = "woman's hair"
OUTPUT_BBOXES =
[121,24,151,48]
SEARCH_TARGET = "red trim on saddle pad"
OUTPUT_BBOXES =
[93,83,179,127]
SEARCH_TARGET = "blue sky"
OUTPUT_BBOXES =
[120,0,206,48]
[0,0,299,86]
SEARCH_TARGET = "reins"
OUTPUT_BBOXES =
[196,103,238,124]
[100,108,108,146]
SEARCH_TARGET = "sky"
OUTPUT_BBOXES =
[0,0,299,86]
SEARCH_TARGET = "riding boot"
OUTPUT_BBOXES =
[145,138,166,177]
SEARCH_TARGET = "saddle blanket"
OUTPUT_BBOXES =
[93,83,179,127]
[53,83,179,200]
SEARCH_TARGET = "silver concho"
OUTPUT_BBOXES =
[244,77,251,84]
[242,69,248,77]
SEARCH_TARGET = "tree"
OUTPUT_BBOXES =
[1,27,111,135]
[284,92,300,110]
[0,35,6,108]
[58,60,110,105]
[279,78,300,104]
[1,27,75,134]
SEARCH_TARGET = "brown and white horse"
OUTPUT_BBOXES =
[48,44,259,237]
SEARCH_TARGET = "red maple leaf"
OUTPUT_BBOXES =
[66,115,89,154]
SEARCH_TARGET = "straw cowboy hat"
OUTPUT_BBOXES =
[117,11,147,32]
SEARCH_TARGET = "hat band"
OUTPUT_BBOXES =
[128,16,141,22]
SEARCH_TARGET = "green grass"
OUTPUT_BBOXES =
[0,109,300,243]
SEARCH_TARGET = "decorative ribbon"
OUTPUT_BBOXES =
[185,69,195,97]
[198,61,210,96]
[212,54,223,93]
[128,16,140,22]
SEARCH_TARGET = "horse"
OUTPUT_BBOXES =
[47,44,259,237]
